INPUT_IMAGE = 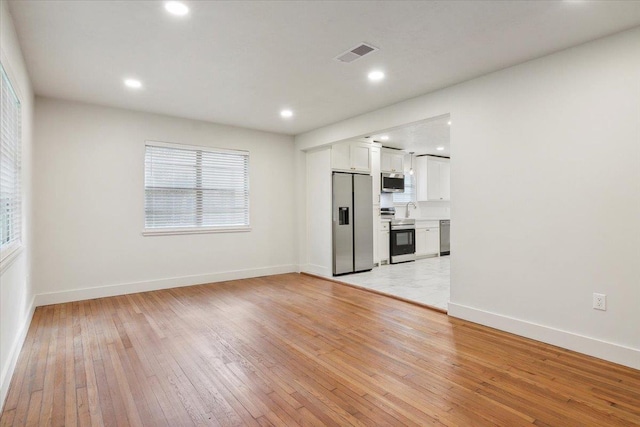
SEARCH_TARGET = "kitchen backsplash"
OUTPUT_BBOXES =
[380,193,394,207]
[403,202,450,219]
[381,193,450,219]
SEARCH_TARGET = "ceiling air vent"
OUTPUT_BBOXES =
[334,43,378,63]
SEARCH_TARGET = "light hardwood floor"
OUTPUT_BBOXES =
[1,273,639,426]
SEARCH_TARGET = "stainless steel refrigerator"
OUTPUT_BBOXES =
[332,172,374,276]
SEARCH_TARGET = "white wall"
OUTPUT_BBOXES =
[303,147,332,276]
[295,27,640,368]
[33,98,297,304]
[0,0,35,409]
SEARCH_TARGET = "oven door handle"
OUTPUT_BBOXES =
[391,225,415,231]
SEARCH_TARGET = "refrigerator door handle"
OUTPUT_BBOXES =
[338,207,350,225]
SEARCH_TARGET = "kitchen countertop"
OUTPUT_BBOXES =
[381,217,449,222]
[380,218,447,229]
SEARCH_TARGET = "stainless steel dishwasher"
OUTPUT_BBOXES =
[439,220,450,256]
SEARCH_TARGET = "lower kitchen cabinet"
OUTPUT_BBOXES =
[415,228,427,256]
[379,222,390,265]
[425,227,440,256]
[415,226,440,258]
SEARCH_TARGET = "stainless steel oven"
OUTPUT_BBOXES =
[390,219,416,264]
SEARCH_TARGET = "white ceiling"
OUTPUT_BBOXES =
[8,1,640,135]
[370,115,451,158]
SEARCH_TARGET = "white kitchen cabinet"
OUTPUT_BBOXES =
[415,225,440,258]
[439,161,450,200]
[331,142,372,173]
[415,228,427,256]
[380,149,404,173]
[371,147,381,202]
[351,144,371,172]
[425,227,440,256]
[373,206,380,264]
[330,143,351,171]
[416,156,450,201]
[379,221,390,265]
[372,147,381,264]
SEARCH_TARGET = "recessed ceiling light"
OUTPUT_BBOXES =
[124,78,142,89]
[436,146,445,151]
[368,70,385,82]
[280,109,293,118]
[379,135,389,141]
[447,120,451,126]
[165,1,189,16]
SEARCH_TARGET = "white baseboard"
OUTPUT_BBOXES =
[1,296,36,413]
[448,302,640,370]
[35,264,298,307]
[300,263,332,278]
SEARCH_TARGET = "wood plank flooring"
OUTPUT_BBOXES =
[1,273,639,426]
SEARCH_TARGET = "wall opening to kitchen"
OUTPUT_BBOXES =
[314,113,452,312]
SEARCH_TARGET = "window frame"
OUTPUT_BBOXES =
[392,173,416,206]
[142,140,251,236]
[0,62,23,268]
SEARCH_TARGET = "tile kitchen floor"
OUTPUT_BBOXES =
[336,256,450,310]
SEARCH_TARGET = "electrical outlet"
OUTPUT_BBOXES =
[593,293,607,311]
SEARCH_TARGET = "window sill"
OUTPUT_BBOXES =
[142,226,251,236]
[0,243,24,275]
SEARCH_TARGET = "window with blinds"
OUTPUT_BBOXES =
[144,142,250,233]
[0,64,22,259]
[392,174,415,204]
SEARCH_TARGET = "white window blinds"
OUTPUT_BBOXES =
[0,64,22,255]
[393,174,415,204]
[144,142,250,232]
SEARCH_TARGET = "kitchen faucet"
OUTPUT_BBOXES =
[405,202,417,218]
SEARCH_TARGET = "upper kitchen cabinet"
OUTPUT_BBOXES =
[416,156,451,201]
[331,142,372,173]
[380,149,404,173]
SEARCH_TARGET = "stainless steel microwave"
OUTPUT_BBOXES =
[381,173,405,193]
